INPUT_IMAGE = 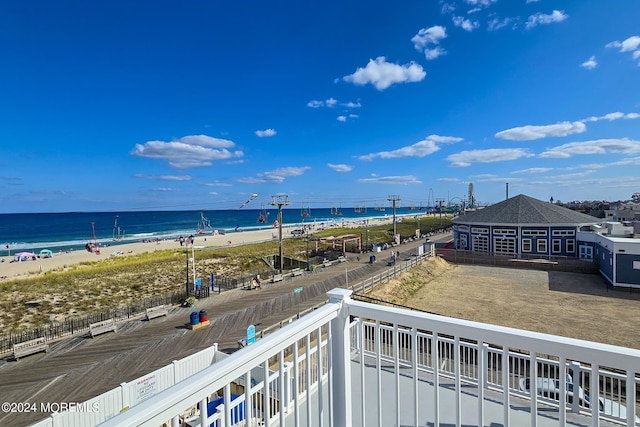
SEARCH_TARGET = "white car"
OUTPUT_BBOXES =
[519,377,638,422]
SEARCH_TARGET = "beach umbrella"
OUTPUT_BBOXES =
[14,252,36,262]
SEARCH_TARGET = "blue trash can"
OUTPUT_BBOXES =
[369,255,375,264]
[190,311,200,325]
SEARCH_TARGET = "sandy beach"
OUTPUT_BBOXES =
[0,217,396,281]
[0,227,280,281]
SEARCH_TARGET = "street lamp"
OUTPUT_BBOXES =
[185,234,194,296]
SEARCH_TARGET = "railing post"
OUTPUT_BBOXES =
[327,288,353,427]
[569,361,581,413]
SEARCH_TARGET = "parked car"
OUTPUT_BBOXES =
[291,229,305,236]
[519,377,638,422]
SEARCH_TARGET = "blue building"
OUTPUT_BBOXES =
[452,194,640,288]
[452,194,599,258]
[578,222,640,288]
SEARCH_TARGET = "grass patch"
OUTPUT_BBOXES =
[0,217,451,331]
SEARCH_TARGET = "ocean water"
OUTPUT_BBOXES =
[0,207,426,253]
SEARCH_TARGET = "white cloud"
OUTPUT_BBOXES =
[465,0,496,6]
[130,135,243,168]
[425,47,447,60]
[447,148,533,167]
[343,57,426,90]
[357,134,462,161]
[133,174,192,181]
[581,56,597,70]
[511,167,553,174]
[606,35,640,53]
[487,17,513,31]
[337,116,347,122]
[237,166,311,184]
[526,0,540,3]
[606,36,640,65]
[325,97,338,107]
[349,114,359,119]
[475,176,524,183]
[412,26,448,60]
[307,100,324,108]
[255,128,277,137]
[328,163,353,172]
[453,16,479,32]
[204,181,232,187]
[357,175,422,185]
[539,138,640,158]
[525,10,568,29]
[495,121,586,141]
[583,111,640,122]
[441,3,455,14]
[341,101,361,108]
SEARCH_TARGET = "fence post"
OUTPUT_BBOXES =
[327,288,353,426]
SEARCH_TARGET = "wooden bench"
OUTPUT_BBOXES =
[337,256,347,263]
[89,319,117,338]
[145,304,168,321]
[13,337,49,360]
[272,274,283,283]
[290,268,303,277]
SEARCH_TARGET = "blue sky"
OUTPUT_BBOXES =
[1,1,639,213]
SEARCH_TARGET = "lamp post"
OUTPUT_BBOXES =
[185,234,194,295]
[185,244,190,296]
[270,195,290,273]
[305,228,310,271]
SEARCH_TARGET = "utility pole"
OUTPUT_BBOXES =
[436,198,445,227]
[270,195,290,273]
[185,234,194,296]
[388,195,400,242]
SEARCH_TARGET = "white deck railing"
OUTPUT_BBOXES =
[96,288,640,427]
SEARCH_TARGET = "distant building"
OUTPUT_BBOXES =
[452,194,598,258]
[452,194,640,288]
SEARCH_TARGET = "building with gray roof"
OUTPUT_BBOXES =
[452,194,599,258]
[452,194,640,288]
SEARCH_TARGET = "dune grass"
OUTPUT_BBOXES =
[0,216,450,330]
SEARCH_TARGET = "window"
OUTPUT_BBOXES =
[552,239,561,253]
[522,239,532,252]
[522,229,547,236]
[494,237,515,255]
[579,245,593,259]
[566,239,575,253]
[634,261,640,270]
[473,235,489,253]
[471,227,488,234]
[538,239,547,253]
[460,234,468,249]
[493,228,516,235]
[552,229,575,236]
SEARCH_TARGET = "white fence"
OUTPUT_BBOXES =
[95,288,640,427]
[31,344,221,427]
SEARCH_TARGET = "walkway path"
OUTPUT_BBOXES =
[0,235,443,426]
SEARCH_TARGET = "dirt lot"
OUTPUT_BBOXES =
[369,257,640,349]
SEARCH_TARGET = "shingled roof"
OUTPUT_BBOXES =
[453,194,600,226]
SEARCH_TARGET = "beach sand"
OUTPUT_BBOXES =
[0,228,280,281]
[0,217,395,281]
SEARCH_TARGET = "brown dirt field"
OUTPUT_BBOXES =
[368,257,640,349]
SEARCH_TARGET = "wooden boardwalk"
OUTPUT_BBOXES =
[0,238,432,426]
